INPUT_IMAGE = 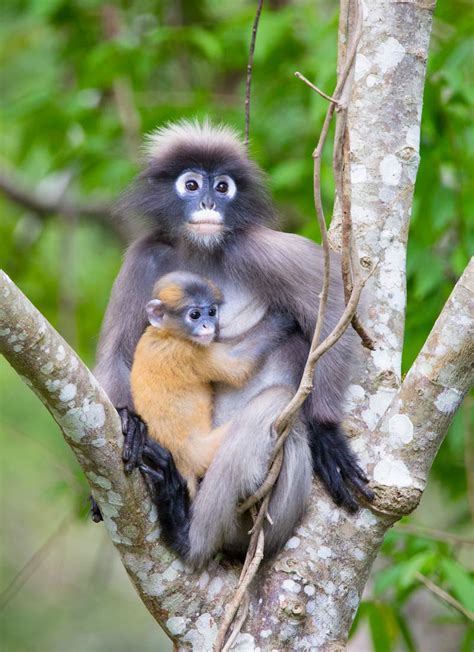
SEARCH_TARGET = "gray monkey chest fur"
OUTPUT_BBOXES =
[213,282,298,427]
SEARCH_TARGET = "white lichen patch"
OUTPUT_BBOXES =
[351,164,367,183]
[282,579,301,594]
[40,361,54,375]
[317,546,332,560]
[260,629,272,639]
[373,457,413,488]
[435,387,462,414]
[59,383,77,402]
[145,527,161,543]
[366,73,381,88]
[124,553,153,579]
[0,327,11,336]
[45,379,61,393]
[345,384,365,412]
[285,536,300,550]
[142,572,165,597]
[107,490,123,506]
[379,154,402,186]
[167,616,187,636]
[61,401,106,442]
[354,52,371,81]
[352,548,366,561]
[183,613,217,652]
[374,37,406,73]
[198,570,210,590]
[86,471,111,490]
[365,389,395,430]
[207,577,224,599]
[324,581,336,595]
[56,345,66,361]
[388,414,414,447]
[406,124,421,150]
[304,584,316,596]
[232,633,256,650]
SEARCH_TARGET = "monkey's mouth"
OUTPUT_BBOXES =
[192,333,214,346]
[188,209,224,235]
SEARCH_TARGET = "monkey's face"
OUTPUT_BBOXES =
[175,169,236,247]
[146,297,219,346]
[133,151,275,248]
[181,303,219,345]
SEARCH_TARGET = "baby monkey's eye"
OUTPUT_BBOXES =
[215,181,229,193]
[189,310,201,320]
[185,179,199,192]
[208,307,217,317]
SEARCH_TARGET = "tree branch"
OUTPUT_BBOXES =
[369,258,474,507]
[0,169,133,243]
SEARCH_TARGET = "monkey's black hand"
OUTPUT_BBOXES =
[308,422,374,513]
[139,439,190,558]
[89,495,103,523]
[118,407,147,473]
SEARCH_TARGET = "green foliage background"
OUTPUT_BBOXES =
[0,1,472,650]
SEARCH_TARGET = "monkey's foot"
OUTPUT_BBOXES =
[309,422,374,513]
[89,495,103,523]
[118,407,147,473]
[139,439,191,558]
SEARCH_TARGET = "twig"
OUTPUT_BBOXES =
[396,523,474,547]
[0,168,131,242]
[415,572,474,621]
[244,0,264,149]
[214,526,264,651]
[101,5,142,161]
[0,513,73,609]
[222,592,250,652]
[294,72,341,105]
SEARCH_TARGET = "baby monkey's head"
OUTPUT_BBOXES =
[146,271,224,346]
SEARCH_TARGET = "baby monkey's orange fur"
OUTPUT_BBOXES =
[130,272,257,497]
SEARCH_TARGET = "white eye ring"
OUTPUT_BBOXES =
[176,171,204,196]
[214,175,236,199]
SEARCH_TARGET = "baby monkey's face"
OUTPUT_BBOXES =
[181,303,219,346]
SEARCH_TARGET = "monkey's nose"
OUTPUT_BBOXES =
[200,198,216,210]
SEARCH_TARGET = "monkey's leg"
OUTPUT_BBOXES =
[139,439,191,558]
[307,420,374,512]
[187,386,301,567]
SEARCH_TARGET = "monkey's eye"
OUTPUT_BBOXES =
[213,175,236,198]
[176,171,204,196]
[208,307,217,317]
[185,179,199,192]
[215,181,228,194]
[189,310,201,320]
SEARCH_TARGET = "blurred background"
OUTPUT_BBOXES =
[0,1,472,650]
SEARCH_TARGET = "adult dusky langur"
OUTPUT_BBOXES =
[94,120,373,566]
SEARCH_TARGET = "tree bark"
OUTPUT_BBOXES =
[2,0,472,650]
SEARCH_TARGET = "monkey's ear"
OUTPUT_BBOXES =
[146,299,165,327]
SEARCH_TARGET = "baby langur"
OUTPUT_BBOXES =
[130,271,287,497]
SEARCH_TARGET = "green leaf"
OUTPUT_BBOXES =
[440,559,474,612]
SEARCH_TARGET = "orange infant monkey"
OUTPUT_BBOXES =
[130,271,289,497]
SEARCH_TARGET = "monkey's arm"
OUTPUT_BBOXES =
[94,236,173,408]
[206,313,294,386]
